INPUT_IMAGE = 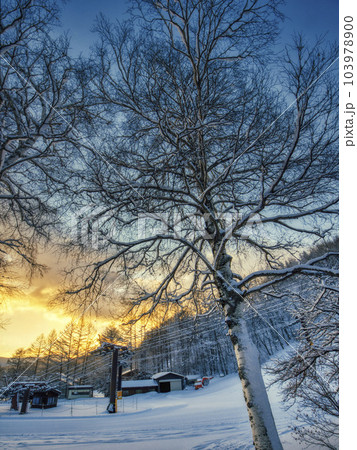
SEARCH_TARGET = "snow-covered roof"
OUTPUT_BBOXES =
[33,388,61,395]
[67,385,93,389]
[185,375,200,381]
[152,372,184,380]
[122,380,157,388]
[2,382,59,396]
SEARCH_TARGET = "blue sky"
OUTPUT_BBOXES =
[279,0,338,42]
[60,0,338,56]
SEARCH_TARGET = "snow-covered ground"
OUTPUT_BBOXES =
[0,374,319,449]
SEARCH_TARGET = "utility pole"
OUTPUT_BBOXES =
[118,364,122,392]
[107,347,118,413]
[116,364,123,411]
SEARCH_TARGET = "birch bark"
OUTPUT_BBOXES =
[216,254,283,450]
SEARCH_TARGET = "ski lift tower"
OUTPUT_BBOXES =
[92,342,131,413]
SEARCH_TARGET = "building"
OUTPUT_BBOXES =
[31,388,61,409]
[122,379,158,397]
[66,385,93,399]
[122,372,186,396]
[4,381,47,396]
[152,372,185,393]
[2,382,60,410]
[185,374,201,386]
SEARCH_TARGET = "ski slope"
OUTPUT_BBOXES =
[0,374,320,449]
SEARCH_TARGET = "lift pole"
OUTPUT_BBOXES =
[92,341,131,414]
[107,348,118,413]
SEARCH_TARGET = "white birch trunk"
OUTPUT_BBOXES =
[223,301,283,450]
[215,252,282,449]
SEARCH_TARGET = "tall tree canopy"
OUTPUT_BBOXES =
[0,0,87,286]
[59,1,339,447]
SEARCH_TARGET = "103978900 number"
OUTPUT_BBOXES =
[344,16,354,86]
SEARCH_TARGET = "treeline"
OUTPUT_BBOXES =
[133,310,238,377]
[0,320,128,395]
[1,302,281,391]
[130,239,338,391]
[131,294,295,376]
[2,320,95,386]
[260,239,339,448]
[1,239,338,392]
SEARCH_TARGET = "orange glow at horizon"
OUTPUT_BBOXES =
[0,249,113,357]
[0,278,162,358]
[0,247,216,358]
[0,292,125,357]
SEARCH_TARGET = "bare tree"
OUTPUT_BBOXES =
[27,333,46,377]
[267,253,338,449]
[6,347,31,380]
[62,1,338,448]
[43,329,58,378]
[0,0,88,304]
[99,322,125,345]
[0,0,60,57]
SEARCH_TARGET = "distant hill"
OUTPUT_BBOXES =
[0,357,9,367]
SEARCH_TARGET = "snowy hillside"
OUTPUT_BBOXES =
[0,373,325,449]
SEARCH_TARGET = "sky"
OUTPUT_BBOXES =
[0,0,339,358]
[58,0,338,56]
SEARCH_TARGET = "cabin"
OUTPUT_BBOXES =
[5,381,47,397]
[66,385,93,399]
[4,382,60,410]
[31,388,61,409]
[152,372,185,393]
[122,379,158,397]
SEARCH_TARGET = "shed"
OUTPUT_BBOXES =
[122,379,158,397]
[5,381,47,398]
[31,388,61,409]
[4,383,60,410]
[66,385,93,399]
[185,374,201,386]
[152,372,185,393]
